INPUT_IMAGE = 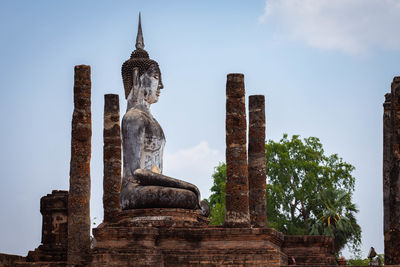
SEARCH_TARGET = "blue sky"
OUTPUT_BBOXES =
[1,0,399,258]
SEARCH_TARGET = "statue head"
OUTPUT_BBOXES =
[140,63,163,104]
[122,13,163,99]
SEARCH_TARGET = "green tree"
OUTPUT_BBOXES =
[208,134,361,255]
[309,187,361,253]
[208,163,226,225]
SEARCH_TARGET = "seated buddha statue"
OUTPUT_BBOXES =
[120,15,209,216]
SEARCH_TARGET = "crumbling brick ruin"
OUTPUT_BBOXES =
[0,16,363,267]
[7,69,336,267]
[383,76,400,265]
[67,65,92,266]
[27,190,68,262]
[103,94,122,223]
[248,95,267,228]
[225,73,251,228]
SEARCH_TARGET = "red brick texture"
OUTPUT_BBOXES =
[26,191,68,262]
[67,65,92,265]
[282,235,336,265]
[91,222,288,266]
[383,77,400,265]
[103,94,121,223]
[248,95,267,228]
[225,73,250,228]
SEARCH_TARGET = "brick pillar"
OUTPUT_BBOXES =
[41,190,69,249]
[67,65,91,265]
[225,73,250,227]
[26,190,69,262]
[248,95,266,228]
[103,94,121,223]
[383,92,391,264]
[385,76,400,264]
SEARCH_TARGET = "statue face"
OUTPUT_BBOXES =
[141,64,163,104]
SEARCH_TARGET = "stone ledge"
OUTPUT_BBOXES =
[114,208,210,227]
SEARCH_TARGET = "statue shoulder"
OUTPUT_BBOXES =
[122,108,151,127]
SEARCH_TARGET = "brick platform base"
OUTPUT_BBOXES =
[11,209,337,266]
[91,226,287,266]
[87,208,334,266]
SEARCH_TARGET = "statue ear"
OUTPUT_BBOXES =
[127,67,141,102]
[132,67,140,91]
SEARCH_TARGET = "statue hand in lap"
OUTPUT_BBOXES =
[120,64,209,215]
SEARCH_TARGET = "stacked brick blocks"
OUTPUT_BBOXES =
[103,94,122,223]
[225,73,251,228]
[248,95,267,228]
[26,191,69,262]
[67,65,92,265]
[383,76,400,265]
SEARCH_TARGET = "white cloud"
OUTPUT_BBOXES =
[163,141,224,199]
[259,0,400,53]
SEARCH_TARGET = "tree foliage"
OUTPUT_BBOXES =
[347,254,384,266]
[208,134,361,254]
[208,163,226,225]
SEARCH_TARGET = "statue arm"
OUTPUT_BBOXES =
[122,113,145,180]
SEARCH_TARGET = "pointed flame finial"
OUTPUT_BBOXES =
[136,12,144,50]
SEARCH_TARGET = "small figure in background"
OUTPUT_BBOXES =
[368,247,382,266]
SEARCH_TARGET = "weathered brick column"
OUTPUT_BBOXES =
[103,94,121,223]
[384,76,400,264]
[41,190,68,251]
[383,92,391,264]
[26,190,69,262]
[225,73,250,227]
[248,95,266,228]
[67,65,91,265]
